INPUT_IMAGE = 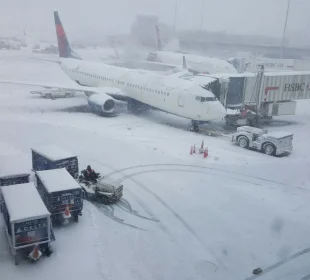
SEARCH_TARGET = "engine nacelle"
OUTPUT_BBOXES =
[87,93,116,116]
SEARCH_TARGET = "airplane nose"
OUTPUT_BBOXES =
[209,101,227,120]
[218,102,227,118]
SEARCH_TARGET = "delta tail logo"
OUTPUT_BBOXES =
[54,11,82,60]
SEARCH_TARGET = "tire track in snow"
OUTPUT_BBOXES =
[116,198,160,222]
[104,164,287,187]
[85,206,109,280]
[125,188,175,240]
[124,176,227,274]
[114,168,262,187]
[81,156,186,240]
[245,247,310,280]
[93,202,147,231]
[108,164,310,196]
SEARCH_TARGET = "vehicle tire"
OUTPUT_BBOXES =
[73,215,79,223]
[237,136,249,149]
[45,247,51,257]
[46,93,52,99]
[14,254,20,265]
[65,93,70,98]
[263,143,276,156]
[81,188,88,199]
[100,195,109,205]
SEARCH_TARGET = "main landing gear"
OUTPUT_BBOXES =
[189,120,200,132]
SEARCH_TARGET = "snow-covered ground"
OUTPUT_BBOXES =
[0,52,310,280]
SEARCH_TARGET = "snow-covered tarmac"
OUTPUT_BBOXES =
[0,52,310,280]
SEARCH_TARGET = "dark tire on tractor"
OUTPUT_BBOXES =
[237,136,249,149]
[99,195,109,205]
[263,143,276,156]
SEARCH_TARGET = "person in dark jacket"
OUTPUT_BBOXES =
[85,165,98,182]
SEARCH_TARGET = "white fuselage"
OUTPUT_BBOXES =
[60,58,227,121]
[155,51,237,74]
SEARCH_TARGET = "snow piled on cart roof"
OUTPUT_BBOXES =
[267,131,293,139]
[31,145,76,161]
[36,168,81,193]
[1,182,50,222]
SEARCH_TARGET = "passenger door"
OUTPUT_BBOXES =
[178,90,187,107]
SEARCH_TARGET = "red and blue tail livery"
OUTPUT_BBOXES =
[54,11,81,60]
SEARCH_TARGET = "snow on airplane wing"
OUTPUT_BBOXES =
[0,79,127,101]
[23,56,61,64]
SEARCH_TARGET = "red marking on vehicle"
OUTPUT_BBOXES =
[264,87,279,101]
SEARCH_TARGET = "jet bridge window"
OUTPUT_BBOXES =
[195,96,218,102]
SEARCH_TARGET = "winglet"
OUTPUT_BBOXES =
[183,56,188,70]
[155,25,162,51]
[111,41,120,59]
[54,11,82,60]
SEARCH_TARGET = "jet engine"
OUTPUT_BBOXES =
[87,93,116,116]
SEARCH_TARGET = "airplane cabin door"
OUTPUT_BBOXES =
[178,90,187,107]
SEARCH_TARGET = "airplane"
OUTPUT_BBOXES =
[145,25,238,75]
[0,11,227,132]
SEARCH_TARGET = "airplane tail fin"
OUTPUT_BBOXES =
[54,11,82,59]
[155,25,162,51]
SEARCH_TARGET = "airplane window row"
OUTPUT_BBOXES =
[126,83,169,96]
[71,68,170,96]
[71,69,126,85]
[195,96,218,102]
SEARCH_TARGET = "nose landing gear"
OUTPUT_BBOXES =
[189,120,200,132]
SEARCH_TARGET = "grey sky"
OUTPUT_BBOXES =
[0,0,308,42]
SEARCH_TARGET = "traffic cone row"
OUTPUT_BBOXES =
[190,141,208,158]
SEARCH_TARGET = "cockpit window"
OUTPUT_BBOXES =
[195,96,218,102]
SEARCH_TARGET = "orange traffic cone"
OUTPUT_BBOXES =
[201,140,204,150]
[63,204,71,219]
[203,148,208,158]
[29,244,41,261]
[190,146,193,155]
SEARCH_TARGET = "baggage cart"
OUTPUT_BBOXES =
[0,173,30,187]
[35,168,83,226]
[31,145,79,178]
[1,182,54,265]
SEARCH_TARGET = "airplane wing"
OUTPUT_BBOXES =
[0,79,127,101]
[23,55,61,64]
